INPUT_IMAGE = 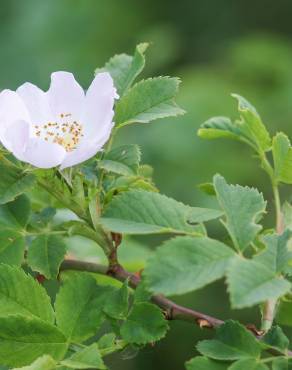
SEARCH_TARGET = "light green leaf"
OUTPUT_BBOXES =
[197,321,261,361]
[262,326,289,353]
[0,264,54,323]
[0,162,35,205]
[227,258,290,308]
[99,144,141,176]
[120,302,169,344]
[198,94,272,153]
[254,230,292,274]
[185,356,229,370]
[115,77,185,128]
[198,116,243,141]
[103,279,129,320]
[96,43,148,96]
[144,236,235,296]
[229,359,268,370]
[214,174,266,251]
[27,235,67,279]
[283,202,292,230]
[61,343,105,369]
[55,274,112,342]
[232,94,271,152]
[101,190,222,235]
[0,315,67,367]
[0,195,30,266]
[13,355,56,370]
[272,358,290,370]
[272,132,292,184]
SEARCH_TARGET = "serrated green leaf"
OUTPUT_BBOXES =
[214,174,266,251]
[12,355,56,370]
[61,343,105,369]
[232,94,271,152]
[144,236,235,296]
[96,43,148,96]
[197,321,261,361]
[99,144,141,176]
[262,326,289,353]
[198,116,243,141]
[55,274,113,342]
[115,77,185,127]
[103,279,129,320]
[120,302,168,344]
[272,132,292,184]
[27,235,67,279]
[101,190,222,236]
[228,359,269,370]
[0,315,67,367]
[254,230,292,274]
[0,162,35,205]
[227,258,290,308]
[0,195,30,266]
[185,356,229,370]
[0,264,54,323]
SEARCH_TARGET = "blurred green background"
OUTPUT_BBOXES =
[2,0,292,368]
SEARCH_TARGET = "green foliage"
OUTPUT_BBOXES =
[196,321,261,361]
[60,344,105,369]
[143,236,235,296]
[101,189,222,235]
[55,274,110,342]
[120,302,169,344]
[0,315,67,367]
[186,357,229,370]
[1,44,292,370]
[272,132,292,184]
[103,279,129,320]
[27,235,67,279]
[0,163,35,205]
[199,94,271,153]
[12,355,56,370]
[214,174,266,252]
[227,258,290,308]
[99,144,141,176]
[96,43,148,97]
[262,326,289,353]
[0,264,54,323]
[0,195,30,265]
[115,77,185,127]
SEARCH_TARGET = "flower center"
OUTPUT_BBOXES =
[34,113,84,152]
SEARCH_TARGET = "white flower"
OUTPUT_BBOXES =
[0,71,118,169]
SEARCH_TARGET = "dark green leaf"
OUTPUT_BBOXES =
[185,356,229,370]
[262,326,289,353]
[103,279,129,320]
[228,359,268,370]
[120,302,169,344]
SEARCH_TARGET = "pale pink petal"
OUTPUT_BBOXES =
[4,120,30,161]
[48,71,85,121]
[60,122,113,170]
[22,138,66,168]
[0,90,31,150]
[17,82,52,124]
[82,72,117,138]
